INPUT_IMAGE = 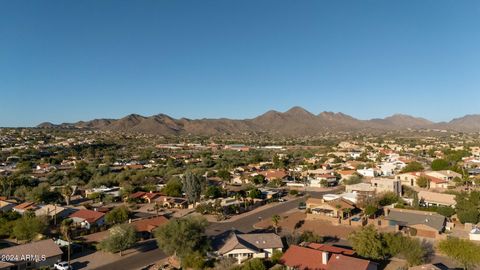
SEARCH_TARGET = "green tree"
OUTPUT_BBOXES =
[182,251,206,269]
[383,233,426,266]
[364,204,378,218]
[431,159,450,171]
[204,186,222,199]
[378,192,400,206]
[182,171,206,204]
[456,191,480,224]
[99,224,137,256]
[416,176,430,189]
[298,231,324,243]
[105,206,130,225]
[242,258,266,270]
[162,177,183,197]
[343,174,362,185]
[438,237,480,270]
[217,169,231,181]
[251,174,266,185]
[271,250,283,264]
[436,206,456,217]
[349,225,385,260]
[401,162,424,173]
[12,215,47,242]
[248,188,262,199]
[154,216,209,260]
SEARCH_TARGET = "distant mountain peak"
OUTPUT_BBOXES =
[284,106,315,117]
[35,109,480,134]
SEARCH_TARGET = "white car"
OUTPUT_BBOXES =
[54,261,72,270]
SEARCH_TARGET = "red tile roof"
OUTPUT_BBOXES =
[306,243,355,256]
[132,216,169,233]
[69,209,105,223]
[259,170,288,180]
[326,254,376,270]
[281,245,375,270]
[130,191,147,199]
[281,245,326,270]
[13,201,36,210]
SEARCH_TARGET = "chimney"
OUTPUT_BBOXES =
[322,251,330,265]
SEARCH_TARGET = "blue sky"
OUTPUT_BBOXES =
[1,0,479,127]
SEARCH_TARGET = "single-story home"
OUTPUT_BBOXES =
[35,204,72,219]
[0,239,63,270]
[154,196,188,209]
[417,191,456,208]
[69,209,105,229]
[12,201,38,215]
[281,244,377,270]
[217,232,283,264]
[132,216,169,239]
[384,208,446,238]
[307,198,358,220]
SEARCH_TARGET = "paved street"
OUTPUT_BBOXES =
[91,240,166,270]
[206,196,306,235]
[82,190,333,269]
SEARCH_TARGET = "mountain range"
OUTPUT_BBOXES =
[37,107,480,135]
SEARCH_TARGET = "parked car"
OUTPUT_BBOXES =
[54,261,72,270]
[278,198,287,202]
[298,202,306,210]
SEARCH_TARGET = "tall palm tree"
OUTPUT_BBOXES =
[61,219,74,266]
[272,215,281,234]
[61,185,73,206]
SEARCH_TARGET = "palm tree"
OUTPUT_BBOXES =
[61,185,73,206]
[343,208,352,225]
[61,219,74,266]
[272,215,281,234]
[153,203,161,217]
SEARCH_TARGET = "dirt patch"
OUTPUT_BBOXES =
[254,210,359,239]
[254,211,306,233]
[300,220,358,239]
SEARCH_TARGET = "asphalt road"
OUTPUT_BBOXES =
[92,190,331,270]
[92,240,166,270]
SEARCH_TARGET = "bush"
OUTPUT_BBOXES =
[431,159,450,171]
[401,162,424,173]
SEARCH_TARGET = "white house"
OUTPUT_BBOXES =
[356,168,377,178]
[68,209,105,229]
[217,232,283,264]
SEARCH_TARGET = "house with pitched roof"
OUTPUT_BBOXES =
[69,209,105,229]
[131,216,169,239]
[418,191,456,208]
[34,204,72,219]
[12,201,38,215]
[281,244,377,270]
[0,239,63,270]
[307,198,358,219]
[216,232,283,263]
[396,172,451,189]
[384,208,446,239]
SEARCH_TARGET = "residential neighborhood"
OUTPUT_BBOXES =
[2,0,480,269]
[1,126,480,270]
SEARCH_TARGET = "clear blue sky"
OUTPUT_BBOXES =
[1,0,480,127]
